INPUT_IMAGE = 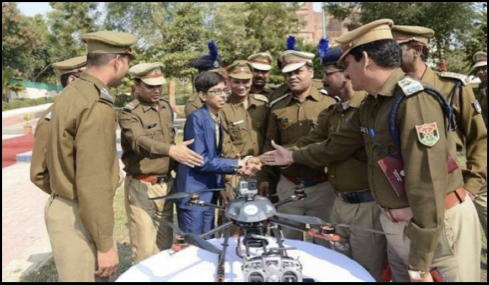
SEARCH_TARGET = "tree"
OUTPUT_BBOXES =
[104,2,209,108]
[464,9,487,72]
[47,2,100,63]
[324,2,485,73]
[208,2,304,64]
[2,3,43,73]
[105,3,170,47]
[2,69,14,102]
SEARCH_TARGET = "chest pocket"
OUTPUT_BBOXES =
[278,119,295,144]
[229,123,245,145]
[144,122,164,139]
[371,132,399,159]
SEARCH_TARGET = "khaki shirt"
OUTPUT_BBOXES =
[421,68,487,195]
[30,107,53,194]
[263,84,336,180]
[255,84,278,100]
[184,92,204,117]
[476,85,487,127]
[267,79,325,103]
[221,93,269,157]
[293,69,464,271]
[119,97,176,176]
[47,73,120,252]
[294,92,369,192]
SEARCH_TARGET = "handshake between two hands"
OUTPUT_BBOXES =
[237,141,296,177]
[172,138,294,177]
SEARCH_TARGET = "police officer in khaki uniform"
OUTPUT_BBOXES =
[472,51,488,239]
[260,49,337,245]
[392,25,487,198]
[220,60,269,201]
[185,41,222,117]
[267,39,327,104]
[119,63,204,263]
[30,56,87,194]
[290,46,387,281]
[473,51,488,125]
[248,52,277,98]
[266,19,481,282]
[46,31,136,282]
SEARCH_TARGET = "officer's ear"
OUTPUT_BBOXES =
[412,43,424,57]
[361,51,370,70]
[67,75,78,85]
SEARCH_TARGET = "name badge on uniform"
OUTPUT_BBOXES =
[233,120,244,126]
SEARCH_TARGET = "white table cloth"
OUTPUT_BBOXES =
[117,238,374,282]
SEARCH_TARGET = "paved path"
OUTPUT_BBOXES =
[2,162,51,282]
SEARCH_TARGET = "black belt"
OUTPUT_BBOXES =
[335,189,375,204]
[283,174,329,188]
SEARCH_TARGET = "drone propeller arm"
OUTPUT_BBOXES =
[197,201,226,211]
[273,197,296,208]
[270,219,342,243]
[269,218,310,234]
[200,221,234,239]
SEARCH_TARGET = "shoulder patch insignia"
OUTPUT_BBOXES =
[45,112,52,121]
[252,94,269,104]
[270,94,290,108]
[415,122,440,147]
[99,88,114,103]
[398,77,424,96]
[124,103,135,112]
[438,72,470,85]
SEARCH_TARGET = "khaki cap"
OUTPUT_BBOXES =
[279,50,315,73]
[82,31,137,59]
[472,51,487,69]
[129,63,166,86]
[392,25,434,45]
[335,19,394,65]
[52,56,87,76]
[226,60,253,80]
[248,52,273,71]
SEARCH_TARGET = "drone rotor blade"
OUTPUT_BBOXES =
[185,234,222,255]
[157,218,183,235]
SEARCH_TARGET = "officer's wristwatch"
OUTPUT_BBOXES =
[408,269,429,280]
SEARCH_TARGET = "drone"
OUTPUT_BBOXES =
[151,176,389,282]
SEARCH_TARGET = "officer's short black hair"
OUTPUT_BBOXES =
[194,71,226,93]
[87,53,129,67]
[349,39,402,69]
[60,72,82,88]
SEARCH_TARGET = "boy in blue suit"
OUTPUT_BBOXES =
[175,72,259,235]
